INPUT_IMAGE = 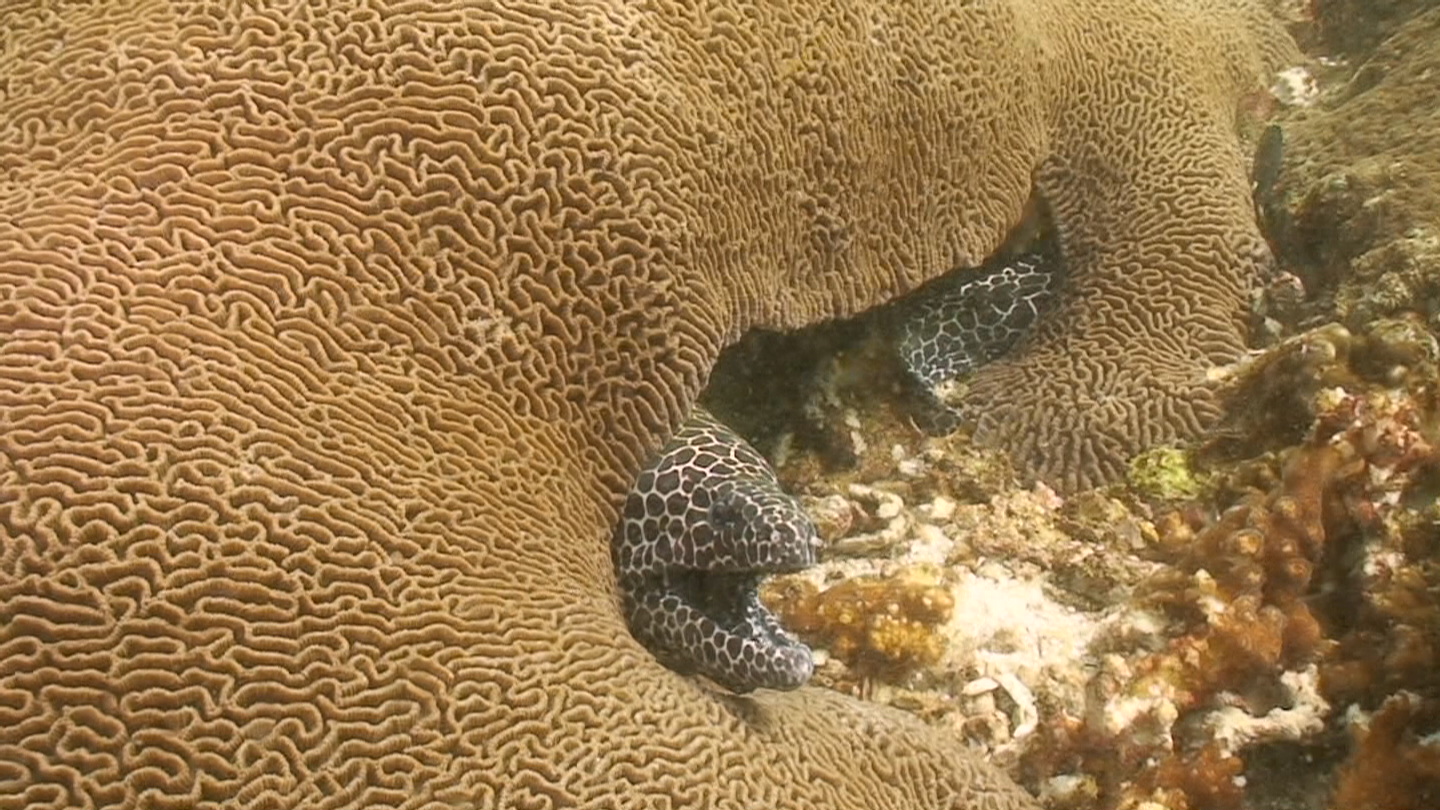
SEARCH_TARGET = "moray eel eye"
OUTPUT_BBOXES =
[707,494,746,536]
[614,409,817,693]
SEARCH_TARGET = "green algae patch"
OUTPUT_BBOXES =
[1128,446,1208,501]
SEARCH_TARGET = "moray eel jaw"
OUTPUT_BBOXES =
[615,412,820,694]
[649,561,815,695]
[620,483,820,694]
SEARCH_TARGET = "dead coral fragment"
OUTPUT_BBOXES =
[764,568,954,681]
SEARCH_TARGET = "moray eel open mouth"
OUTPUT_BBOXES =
[614,411,820,694]
[646,559,816,691]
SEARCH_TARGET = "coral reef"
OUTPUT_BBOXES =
[710,0,1304,494]
[0,0,1301,806]
[708,9,1440,807]
[955,0,1300,491]
[741,288,1437,810]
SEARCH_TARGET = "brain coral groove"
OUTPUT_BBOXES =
[0,0,1288,807]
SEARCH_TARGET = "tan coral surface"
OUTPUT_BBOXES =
[1,0,1289,807]
[959,0,1298,491]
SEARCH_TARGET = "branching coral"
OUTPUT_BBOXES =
[1332,692,1440,808]
[1014,323,1439,808]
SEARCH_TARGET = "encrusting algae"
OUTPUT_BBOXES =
[1128,447,1210,503]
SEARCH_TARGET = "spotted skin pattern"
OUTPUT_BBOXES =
[614,408,819,693]
[899,250,1062,390]
[617,256,1059,691]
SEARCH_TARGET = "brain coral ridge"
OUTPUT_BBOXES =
[0,0,1289,807]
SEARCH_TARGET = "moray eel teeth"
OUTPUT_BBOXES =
[615,409,819,694]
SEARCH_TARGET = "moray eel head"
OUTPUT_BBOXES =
[615,411,819,694]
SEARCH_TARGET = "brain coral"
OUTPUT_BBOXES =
[956,0,1299,490]
[0,0,1288,808]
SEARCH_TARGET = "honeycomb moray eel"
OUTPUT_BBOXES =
[0,0,1292,807]
[621,254,1065,693]
[899,249,1062,393]
[615,407,819,694]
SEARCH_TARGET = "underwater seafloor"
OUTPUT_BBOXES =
[702,3,1440,809]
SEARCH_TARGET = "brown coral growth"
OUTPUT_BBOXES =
[1332,693,1440,810]
[1017,322,1440,809]
[764,569,955,682]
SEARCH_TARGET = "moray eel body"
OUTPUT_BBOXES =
[899,250,1062,391]
[892,249,1061,433]
[615,408,818,693]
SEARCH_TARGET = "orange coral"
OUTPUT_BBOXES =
[764,569,954,681]
[1136,742,1247,810]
